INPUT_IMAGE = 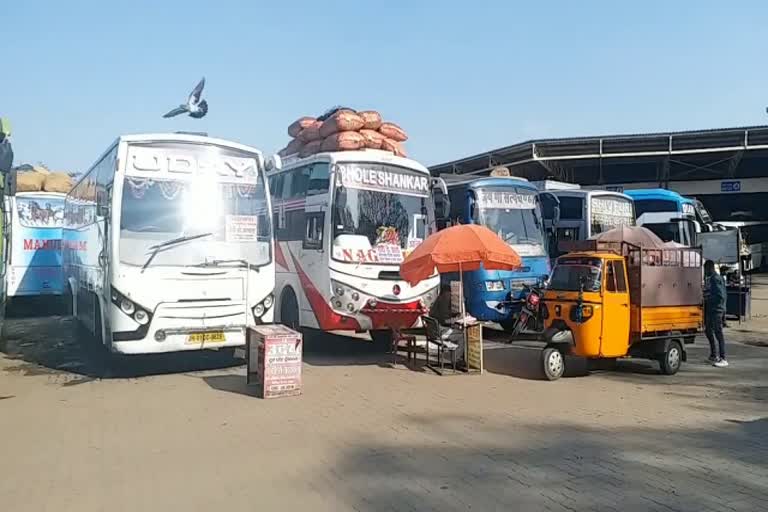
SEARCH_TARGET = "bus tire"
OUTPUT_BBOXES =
[279,289,299,330]
[659,340,683,376]
[542,347,565,381]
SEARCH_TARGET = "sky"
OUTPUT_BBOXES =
[2,0,768,173]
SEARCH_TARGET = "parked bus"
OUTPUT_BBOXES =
[267,149,441,345]
[624,189,697,246]
[534,184,635,259]
[440,175,549,330]
[6,190,66,303]
[63,133,274,355]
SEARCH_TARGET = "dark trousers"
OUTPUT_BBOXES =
[705,309,726,359]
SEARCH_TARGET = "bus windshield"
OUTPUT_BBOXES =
[549,258,603,292]
[332,163,429,265]
[475,188,545,257]
[17,196,64,228]
[643,220,696,246]
[119,178,271,268]
[590,195,634,235]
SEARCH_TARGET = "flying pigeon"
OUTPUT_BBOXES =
[163,77,208,119]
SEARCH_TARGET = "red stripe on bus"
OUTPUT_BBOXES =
[288,251,361,331]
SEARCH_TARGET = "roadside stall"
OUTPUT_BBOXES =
[401,224,521,374]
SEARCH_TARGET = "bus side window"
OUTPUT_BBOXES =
[292,166,311,198]
[308,163,330,196]
[304,212,324,250]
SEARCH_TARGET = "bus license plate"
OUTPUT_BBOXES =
[187,332,226,344]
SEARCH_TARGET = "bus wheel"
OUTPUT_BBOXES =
[279,290,299,330]
[370,330,393,350]
[542,347,565,381]
[659,340,683,376]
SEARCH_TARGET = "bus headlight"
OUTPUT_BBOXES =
[252,294,274,319]
[485,280,505,291]
[134,310,149,325]
[120,299,135,315]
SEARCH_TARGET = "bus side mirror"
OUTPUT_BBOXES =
[432,178,450,220]
[553,205,561,226]
[266,154,282,172]
[336,186,347,209]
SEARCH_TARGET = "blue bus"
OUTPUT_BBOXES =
[438,176,549,330]
[624,189,697,246]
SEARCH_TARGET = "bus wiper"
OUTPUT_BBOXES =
[194,258,254,270]
[141,232,213,272]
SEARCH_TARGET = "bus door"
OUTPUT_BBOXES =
[299,163,330,319]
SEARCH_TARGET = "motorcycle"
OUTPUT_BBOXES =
[510,284,543,336]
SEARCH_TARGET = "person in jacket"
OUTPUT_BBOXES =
[704,260,728,367]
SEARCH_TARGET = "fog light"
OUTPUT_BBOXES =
[254,303,265,317]
[367,298,377,308]
[351,292,360,301]
[263,294,274,309]
[334,300,342,308]
[335,286,344,296]
[134,310,149,325]
[346,303,355,312]
[120,299,135,315]
[154,330,167,342]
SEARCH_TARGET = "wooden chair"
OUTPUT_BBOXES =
[422,315,459,374]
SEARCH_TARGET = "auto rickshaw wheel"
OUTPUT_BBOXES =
[659,340,683,376]
[542,348,565,381]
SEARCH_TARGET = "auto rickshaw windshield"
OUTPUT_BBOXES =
[549,257,603,292]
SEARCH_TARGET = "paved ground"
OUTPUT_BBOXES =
[1,290,767,511]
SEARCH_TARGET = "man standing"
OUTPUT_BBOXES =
[704,260,728,367]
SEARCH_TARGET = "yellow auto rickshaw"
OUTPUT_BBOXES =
[540,241,703,380]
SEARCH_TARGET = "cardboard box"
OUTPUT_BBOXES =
[247,325,302,399]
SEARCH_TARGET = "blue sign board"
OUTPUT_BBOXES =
[721,181,741,193]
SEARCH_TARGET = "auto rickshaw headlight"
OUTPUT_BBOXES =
[582,305,594,318]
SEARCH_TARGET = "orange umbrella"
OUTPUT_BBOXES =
[401,224,522,286]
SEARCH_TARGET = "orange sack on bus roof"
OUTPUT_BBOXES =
[359,129,385,149]
[381,138,407,157]
[321,131,365,152]
[288,116,317,138]
[379,122,408,142]
[279,138,304,157]
[298,120,323,143]
[300,140,323,158]
[319,111,365,138]
[358,110,383,130]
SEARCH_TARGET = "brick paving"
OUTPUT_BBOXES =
[1,312,766,511]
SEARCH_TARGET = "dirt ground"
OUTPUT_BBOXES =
[1,280,767,512]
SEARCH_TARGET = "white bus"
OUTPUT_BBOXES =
[6,191,66,302]
[63,133,274,355]
[267,149,441,345]
[535,185,635,259]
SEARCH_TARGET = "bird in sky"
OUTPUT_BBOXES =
[163,77,208,119]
